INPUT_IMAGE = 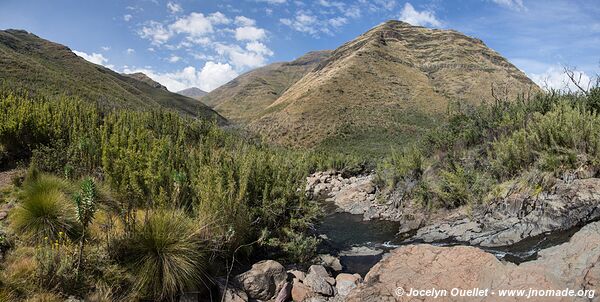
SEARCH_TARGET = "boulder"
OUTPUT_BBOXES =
[292,278,315,302]
[235,260,287,301]
[304,265,334,296]
[347,220,600,301]
[335,273,362,296]
[274,281,292,302]
[317,254,342,272]
[288,270,306,281]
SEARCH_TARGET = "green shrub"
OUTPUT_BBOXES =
[113,210,210,301]
[11,173,78,243]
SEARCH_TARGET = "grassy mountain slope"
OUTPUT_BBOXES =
[177,87,207,100]
[200,50,331,123]
[249,21,539,155]
[0,29,225,123]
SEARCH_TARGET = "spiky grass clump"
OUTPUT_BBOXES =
[10,174,78,243]
[116,210,209,301]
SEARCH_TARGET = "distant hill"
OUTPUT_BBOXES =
[0,29,225,123]
[245,21,540,155]
[200,50,331,123]
[178,87,207,100]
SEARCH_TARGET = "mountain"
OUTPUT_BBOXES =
[178,87,207,99]
[200,50,331,123]
[124,72,168,91]
[245,21,539,155]
[0,29,225,123]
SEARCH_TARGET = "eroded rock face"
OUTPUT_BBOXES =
[412,178,600,247]
[235,260,287,301]
[347,220,600,302]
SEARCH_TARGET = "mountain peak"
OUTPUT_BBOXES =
[177,87,207,99]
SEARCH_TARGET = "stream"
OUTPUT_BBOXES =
[316,200,582,276]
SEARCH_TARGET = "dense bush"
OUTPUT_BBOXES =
[377,88,600,210]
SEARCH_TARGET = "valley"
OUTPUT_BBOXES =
[0,9,599,302]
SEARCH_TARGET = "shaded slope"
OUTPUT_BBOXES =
[0,29,225,123]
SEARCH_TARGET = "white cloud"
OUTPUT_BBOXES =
[74,50,115,69]
[215,43,273,69]
[245,41,274,56]
[168,55,181,63]
[167,2,182,14]
[126,48,135,54]
[140,21,172,45]
[74,50,109,65]
[235,16,256,27]
[101,46,111,51]
[491,0,526,11]
[123,62,238,92]
[399,2,441,27]
[329,16,348,28]
[208,12,231,25]
[530,66,593,92]
[123,14,133,22]
[170,12,215,37]
[198,62,239,91]
[235,26,267,41]
[280,12,319,35]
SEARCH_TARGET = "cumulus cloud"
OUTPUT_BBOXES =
[123,14,133,22]
[101,46,111,51]
[399,3,441,27]
[170,12,215,37]
[491,0,526,11]
[74,50,114,69]
[126,48,135,54]
[123,62,238,92]
[168,55,181,63]
[140,21,172,45]
[167,2,182,14]
[235,26,267,41]
[235,16,256,26]
[530,66,594,92]
[215,42,273,69]
[280,12,320,35]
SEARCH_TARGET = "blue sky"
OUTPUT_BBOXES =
[1,0,598,92]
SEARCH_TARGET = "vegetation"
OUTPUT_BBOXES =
[0,88,353,301]
[377,86,600,210]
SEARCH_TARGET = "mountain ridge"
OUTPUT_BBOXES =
[0,29,225,123]
[247,20,539,154]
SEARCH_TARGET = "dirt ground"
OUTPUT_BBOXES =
[0,169,23,189]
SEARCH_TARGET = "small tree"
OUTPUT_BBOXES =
[73,178,97,275]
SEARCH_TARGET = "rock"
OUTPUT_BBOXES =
[64,296,83,302]
[304,265,334,296]
[235,260,287,301]
[217,282,249,302]
[274,281,292,302]
[412,178,600,247]
[292,278,315,302]
[335,273,362,296]
[288,270,306,281]
[317,254,342,272]
[0,211,7,220]
[308,265,329,278]
[348,221,600,301]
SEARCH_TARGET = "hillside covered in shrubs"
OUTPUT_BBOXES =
[0,89,359,301]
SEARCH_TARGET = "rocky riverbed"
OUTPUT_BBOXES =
[217,219,600,302]
[211,170,600,301]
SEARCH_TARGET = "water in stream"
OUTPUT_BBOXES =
[316,201,583,276]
